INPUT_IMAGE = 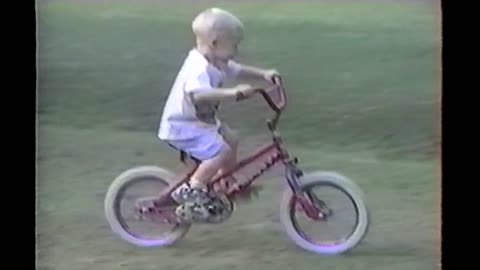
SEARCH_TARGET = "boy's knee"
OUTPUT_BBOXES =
[229,133,239,149]
[216,142,235,163]
[220,125,239,149]
[214,145,235,173]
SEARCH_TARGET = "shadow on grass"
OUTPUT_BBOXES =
[156,231,429,258]
[345,241,431,257]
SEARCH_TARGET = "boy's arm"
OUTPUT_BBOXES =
[191,85,255,104]
[191,87,238,103]
[237,64,267,80]
[229,62,279,81]
[186,69,256,104]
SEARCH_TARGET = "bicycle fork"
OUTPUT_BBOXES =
[284,159,323,220]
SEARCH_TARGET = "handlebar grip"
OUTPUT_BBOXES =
[235,91,248,102]
[271,75,282,86]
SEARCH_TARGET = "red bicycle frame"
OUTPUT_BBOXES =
[155,78,321,220]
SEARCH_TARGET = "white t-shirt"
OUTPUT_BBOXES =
[158,49,241,141]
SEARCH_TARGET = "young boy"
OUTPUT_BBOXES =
[158,8,279,221]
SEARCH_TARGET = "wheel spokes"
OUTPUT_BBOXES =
[305,191,334,219]
[116,177,181,239]
[291,183,359,246]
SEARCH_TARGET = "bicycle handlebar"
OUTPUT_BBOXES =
[254,76,287,113]
[254,76,287,131]
[255,88,281,113]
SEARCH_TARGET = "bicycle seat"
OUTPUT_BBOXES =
[179,150,200,164]
[168,143,200,164]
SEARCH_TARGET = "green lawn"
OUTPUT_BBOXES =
[37,1,440,270]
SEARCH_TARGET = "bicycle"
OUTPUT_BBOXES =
[104,78,370,255]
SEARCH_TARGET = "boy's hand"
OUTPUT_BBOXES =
[235,84,256,101]
[263,69,281,84]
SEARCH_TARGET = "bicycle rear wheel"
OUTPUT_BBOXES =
[104,166,190,247]
[279,172,370,255]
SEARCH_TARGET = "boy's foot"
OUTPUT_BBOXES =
[171,182,229,222]
[175,201,212,222]
[171,182,211,205]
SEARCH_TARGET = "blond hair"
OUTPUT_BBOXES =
[192,8,244,42]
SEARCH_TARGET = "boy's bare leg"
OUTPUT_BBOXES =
[170,126,240,220]
[171,144,233,221]
[189,144,233,188]
[213,125,239,192]
[214,125,263,197]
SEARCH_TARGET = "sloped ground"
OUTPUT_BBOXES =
[36,2,440,270]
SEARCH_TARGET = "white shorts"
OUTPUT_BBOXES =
[167,127,227,161]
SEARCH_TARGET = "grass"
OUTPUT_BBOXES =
[37,1,440,270]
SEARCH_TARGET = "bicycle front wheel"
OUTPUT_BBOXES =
[279,171,370,255]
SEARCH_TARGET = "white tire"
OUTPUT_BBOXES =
[104,166,190,247]
[279,171,370,255]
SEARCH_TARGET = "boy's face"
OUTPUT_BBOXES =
[212,37,240,62]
